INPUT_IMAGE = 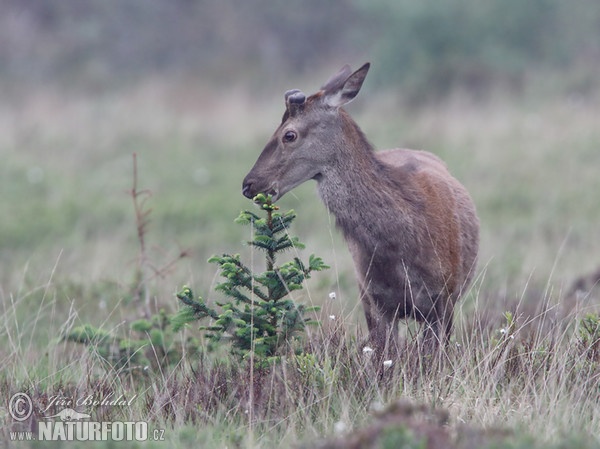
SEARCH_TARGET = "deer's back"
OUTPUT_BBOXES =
[376,148,448,176]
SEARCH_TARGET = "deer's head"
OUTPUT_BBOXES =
[242,63,370,202]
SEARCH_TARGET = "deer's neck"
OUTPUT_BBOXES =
[316,119,417,252]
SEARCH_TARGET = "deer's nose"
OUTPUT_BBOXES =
[242,181,254,199]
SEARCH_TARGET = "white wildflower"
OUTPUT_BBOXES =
[383,360,393,368]
[369,401,384,412]
[329,315,336,321]
[328,291,337,300]
[362,346,374,355]
[334,421,348,435]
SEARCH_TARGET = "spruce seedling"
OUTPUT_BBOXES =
[173,194,328,366]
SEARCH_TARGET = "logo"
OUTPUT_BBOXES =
[44,408,92,421]
[8,393,33,422]
[8,392,165,442]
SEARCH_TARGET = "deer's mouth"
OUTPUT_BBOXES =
[242,179,280,202]
[265,183,280,202]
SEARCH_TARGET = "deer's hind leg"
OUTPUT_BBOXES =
[419,293,454,356]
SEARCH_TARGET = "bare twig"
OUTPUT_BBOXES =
[129,153,191,315]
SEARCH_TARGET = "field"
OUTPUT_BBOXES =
[2,77,600,448]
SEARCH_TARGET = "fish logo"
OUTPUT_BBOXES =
[45,408,91,421]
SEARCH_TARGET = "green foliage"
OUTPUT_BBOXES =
[579,313,600,362]
[292,352,337,391]
[380,426,427,449]
[489,311,517,351]
[579,313,600,345]
[173,194,328,367]
[65,324,111,345]
[354,0,583,100]
[64,309,198,373]
[130,319,153,333]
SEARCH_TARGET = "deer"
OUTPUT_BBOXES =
[242,63,479,358]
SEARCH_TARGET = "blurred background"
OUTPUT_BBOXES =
[1,0,599,321]
[2,0,599,95]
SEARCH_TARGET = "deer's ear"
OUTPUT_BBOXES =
[322,63,370,108]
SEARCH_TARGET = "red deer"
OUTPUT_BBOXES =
[242,63,479,356]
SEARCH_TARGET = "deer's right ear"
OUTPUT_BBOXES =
[322,63,370,108]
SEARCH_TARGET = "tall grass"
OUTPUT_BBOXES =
[3,269,599,447]
[2,77,600,447]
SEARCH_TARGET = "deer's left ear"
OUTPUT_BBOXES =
[322,63,370,108]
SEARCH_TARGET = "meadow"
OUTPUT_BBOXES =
[2,75,600,448]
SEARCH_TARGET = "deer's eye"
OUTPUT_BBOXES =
[283,130,297,143]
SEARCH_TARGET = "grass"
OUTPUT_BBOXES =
[2,77,600,447]
[3,275,600,448]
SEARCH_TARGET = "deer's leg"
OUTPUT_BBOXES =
[420,294,454,353]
